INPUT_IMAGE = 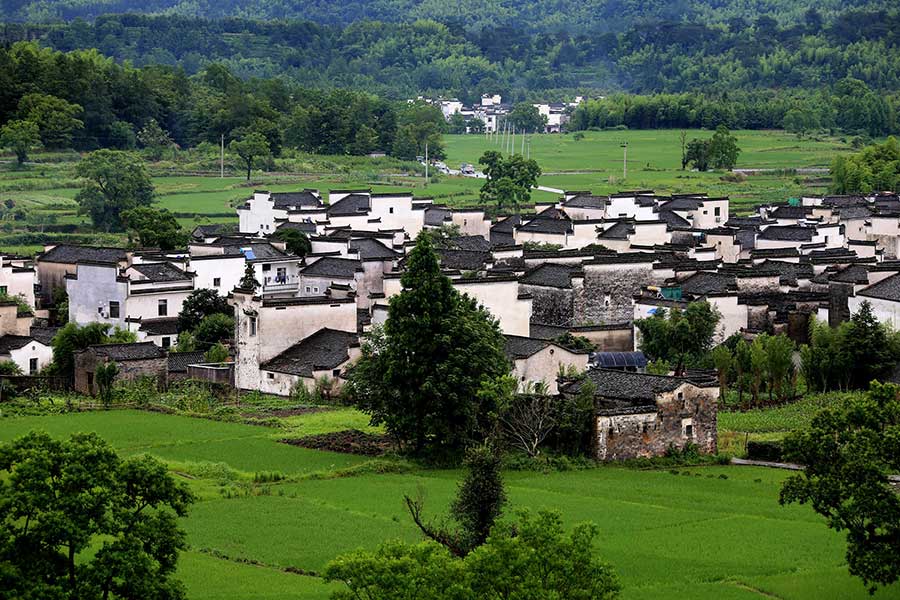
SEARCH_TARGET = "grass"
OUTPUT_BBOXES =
[718,392,856,434]
[0,405,897,600]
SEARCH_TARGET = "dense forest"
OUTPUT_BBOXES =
[0,7,898,100]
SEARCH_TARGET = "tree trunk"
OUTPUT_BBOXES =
[246,160,252,181]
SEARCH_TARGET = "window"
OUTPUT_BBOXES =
[249,316,257,336]
[87,372,94,390]
[276,267,287,283]
[158,299,168,316]
[161,336,171,349]
[213,277,221,287]
[29,357,37,375]
[0,286,6,295]
[109,301,120,319]
[332,369,341,377]
[389,207,394,214]
[714,207,721,216]
[267,372,274,379]
[305,286,311,293]
[685,424,693,438]
[262,264,271,272]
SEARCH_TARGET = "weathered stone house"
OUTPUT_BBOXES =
[560,369,718,461]
[74,342,168,395]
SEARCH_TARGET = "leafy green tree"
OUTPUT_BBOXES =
[95,360,119,408]
[0,431,194,600]
[749,335,768,405]
[406,443,506,557]
[710,344,733,398]
[272,228,311,257]
[239,263,259,291]
[194,313,235,348]
[121,206,189,250]
[229,131,271,180]
[177,288,231,333]
[204,342,229,363]
[392,101,445,160]
[49,323,137,381]
[173,331,196,353]
[684,138,710,171]
[0,120,40,164]
[506,102,547,133]
[347,233,510,456]
[75,150,154,232]
[707,125,741,169]
[634,302,720,376]
[765,333,795,402]
[137,118,174,160]
[780,381,900,593]
[324,510,620,600]
[831,137,900,195]
[844,301,896,389]
[16,93,84,149]
[478,150,542,212]
[448,111,468,134]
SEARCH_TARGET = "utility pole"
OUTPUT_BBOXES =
[511,126,515,154]
[424,141,428,187]
[621,141,628,180]
[220,134,225,178]
[521,130,525,155]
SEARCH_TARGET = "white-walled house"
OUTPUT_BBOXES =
[849,273,900,328]
[504,335,589,394]
[0,334,52,374]
[0,255,36,309]
[237,190,323,234]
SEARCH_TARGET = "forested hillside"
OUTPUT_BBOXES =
[2,7,899,101]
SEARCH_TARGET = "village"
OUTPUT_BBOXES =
[0,184,897,463]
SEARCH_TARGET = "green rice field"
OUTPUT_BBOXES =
[0,407,896,600]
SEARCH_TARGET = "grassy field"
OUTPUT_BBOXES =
[444,129,851,210]
[0,406,896,600]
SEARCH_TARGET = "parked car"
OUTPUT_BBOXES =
[460,163,476,175]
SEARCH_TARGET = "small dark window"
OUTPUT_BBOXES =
[685,424,693,438]
[389,207,394,214]
[87,372,94,390]
[332,369,341,377]
[109,301,120,319]
[262,264,271,272]
[0,286,7,295]
[213,277,221,287]
[267,372,274,379]
[158,299,168,316]
[29,357,38,374]
[161,336,171,348]
[677,391,683,401]
[249,317,257,336]
[714,207,721,216]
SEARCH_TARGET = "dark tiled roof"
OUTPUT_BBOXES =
[439,236,492,252]
[828,264,871,284]
[168,351,207,372]
[822,195,867,208]
[504,335,549,359]
[520,263,576,289]
[349,238,400,261]
[276,221,317,234]
[518,216,572,235]
[87,342,167,361]
[138,318,180,336]
[769,205,812,219]
[39,245,126,265]
[857,273,900,302]
[192,224,236,239]
[271,191,321,209]
[679,271,736,295]
[29,326,59,346]
[261,328,358,376]
[130,262,192,282]
[758,226,814,242]
[225,243,288,261]
[598,221,634,240]
[658,210,691,228]
[569,368,686,404]
[424,206,452,226]
[529,322,567,340]
[0,334,39,354]
[491,215,521,234]
[838,206,873,220]
[757,260,814,286]
[436,249,490,271]
[301,257,361,279]
[661,197,701,211]
[327,194,370,217]
[564,194,606,209]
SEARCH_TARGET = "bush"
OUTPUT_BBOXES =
[746,440,783,462]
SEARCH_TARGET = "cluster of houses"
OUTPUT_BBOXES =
[2,186,899,460]
[419,94,582,133]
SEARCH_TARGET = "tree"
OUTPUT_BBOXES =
[710,344,733,398]
[194,313,235,348]
[844,301,896,389]
[684,138,710,171]
[0,120,40,165]
[830,137,900,195]
[780,381,900,593]
[405,443,506,557]
[634,302,720,376]
[204,342,229,363]
[707,125,741,169]
[137,118,174,160]
[324,510,620,600]
[506,102,547,133]
[173,331,196,353]
[177,288,231,333]
[75,150,154,232]
[121,206,188,250]
[448,111,468,134]
[501,392,557,457]
[679,129,687,169]
[239,263,259,291]
[478,150,542,212]
[272,228,311,257]
[392,101,445,160]
[346,234,510,456]
[16,93,83,149]
[94,360,119,408]
[229,131,271,180]
[0,431,194,600]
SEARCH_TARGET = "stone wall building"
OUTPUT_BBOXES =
[74,342,168,395]
[560,369,718,461]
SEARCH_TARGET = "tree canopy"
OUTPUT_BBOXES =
[177,288,232,333]
[780,381,900,593]
[347,233,510,456]
[0,431,194,600]
[478,150,542,212]
[121,206,189,250]
[831,136,900,195]
[0,120,40,164]
[635,302,720,376]
[75,150,155,232]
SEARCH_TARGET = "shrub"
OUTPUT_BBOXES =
[746,440,783,462]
